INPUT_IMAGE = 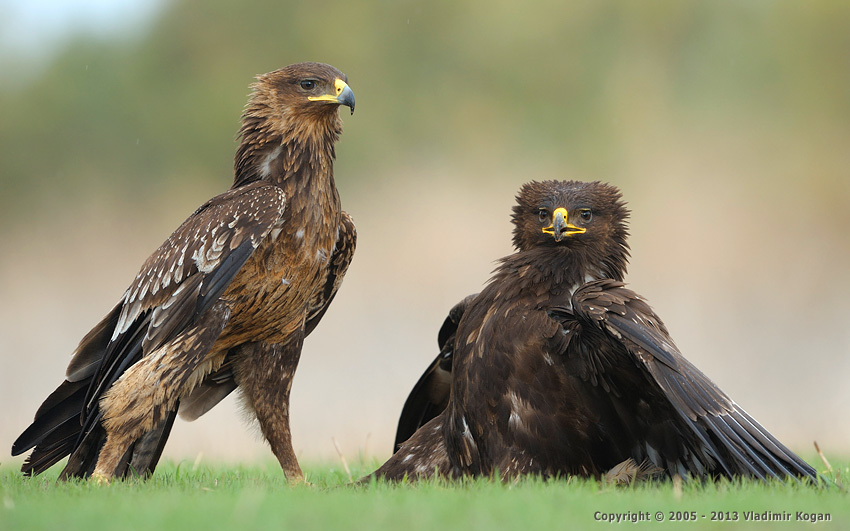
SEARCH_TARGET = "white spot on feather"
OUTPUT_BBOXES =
[295,228,305,239]
[213,232,227,250]
[606,325,623,340]
[138,282,149,302]
[112,299,143,340]
[508,410,523,431]
[509,391,519,409]
[150,306,168,329]
[460,416,473,443]
[192,245,217,273]
[259,145,282,177]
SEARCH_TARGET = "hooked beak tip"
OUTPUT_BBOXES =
[337,84,355,115]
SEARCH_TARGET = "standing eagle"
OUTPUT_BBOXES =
[377,180,816,481]
[12,62,356,483]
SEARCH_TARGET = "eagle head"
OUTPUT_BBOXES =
[234,62,355,186]
[250,62,355,119]
[511,180,631,277]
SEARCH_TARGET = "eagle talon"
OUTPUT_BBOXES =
[90,472,111,485]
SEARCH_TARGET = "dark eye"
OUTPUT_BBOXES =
[579,209,592,222]
[538,208,549,223]
[300,80,316,90]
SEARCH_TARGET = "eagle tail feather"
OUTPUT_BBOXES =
[12,380,88,458]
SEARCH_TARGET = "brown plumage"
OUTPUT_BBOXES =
[377,180,817,482]
[12,62,356,483]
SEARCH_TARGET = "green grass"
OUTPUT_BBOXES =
[1,458,847,530]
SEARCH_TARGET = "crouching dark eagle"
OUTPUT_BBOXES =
[12,62,356,483]
[378,180,816,482]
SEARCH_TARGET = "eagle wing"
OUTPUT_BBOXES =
[393,294,477,451]
[562,278,817,480]
[304,211,357,335]
[177,210,357,422]
[13,182,286,475]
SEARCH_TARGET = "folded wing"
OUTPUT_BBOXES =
[13,182,286,477]
[566,279,817,480]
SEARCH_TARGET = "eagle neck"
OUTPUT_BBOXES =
[231,110,343,253]
[491,246,625,300]
[232,108,342,192]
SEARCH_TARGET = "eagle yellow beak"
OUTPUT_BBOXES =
[308,78,355,114]
[542,208,586,242]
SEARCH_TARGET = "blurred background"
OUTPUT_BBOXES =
[1,0,848,470]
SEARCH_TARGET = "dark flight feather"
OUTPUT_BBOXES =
[393,294,476,451]
[568,279,815,479]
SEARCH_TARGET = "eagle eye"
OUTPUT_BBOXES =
[579,208,592,222]
[300,80,317,90]
[537,208,549,223]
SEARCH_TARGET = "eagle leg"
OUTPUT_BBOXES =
[232,336,304,483]
[91,433,134,483]
[91,304,231,482]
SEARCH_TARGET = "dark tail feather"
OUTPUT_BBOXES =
[12,380,88,458]
[14,379,93,477]
[20,418,83,476]
[13,306,120,477]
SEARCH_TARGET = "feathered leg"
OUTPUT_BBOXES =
[233,337,304,482]
[91,304,231,482]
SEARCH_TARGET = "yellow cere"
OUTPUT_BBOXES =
[542,208,569,235]
[308,78,350,103]
[552,207,569,220]
[542,207,586,237]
